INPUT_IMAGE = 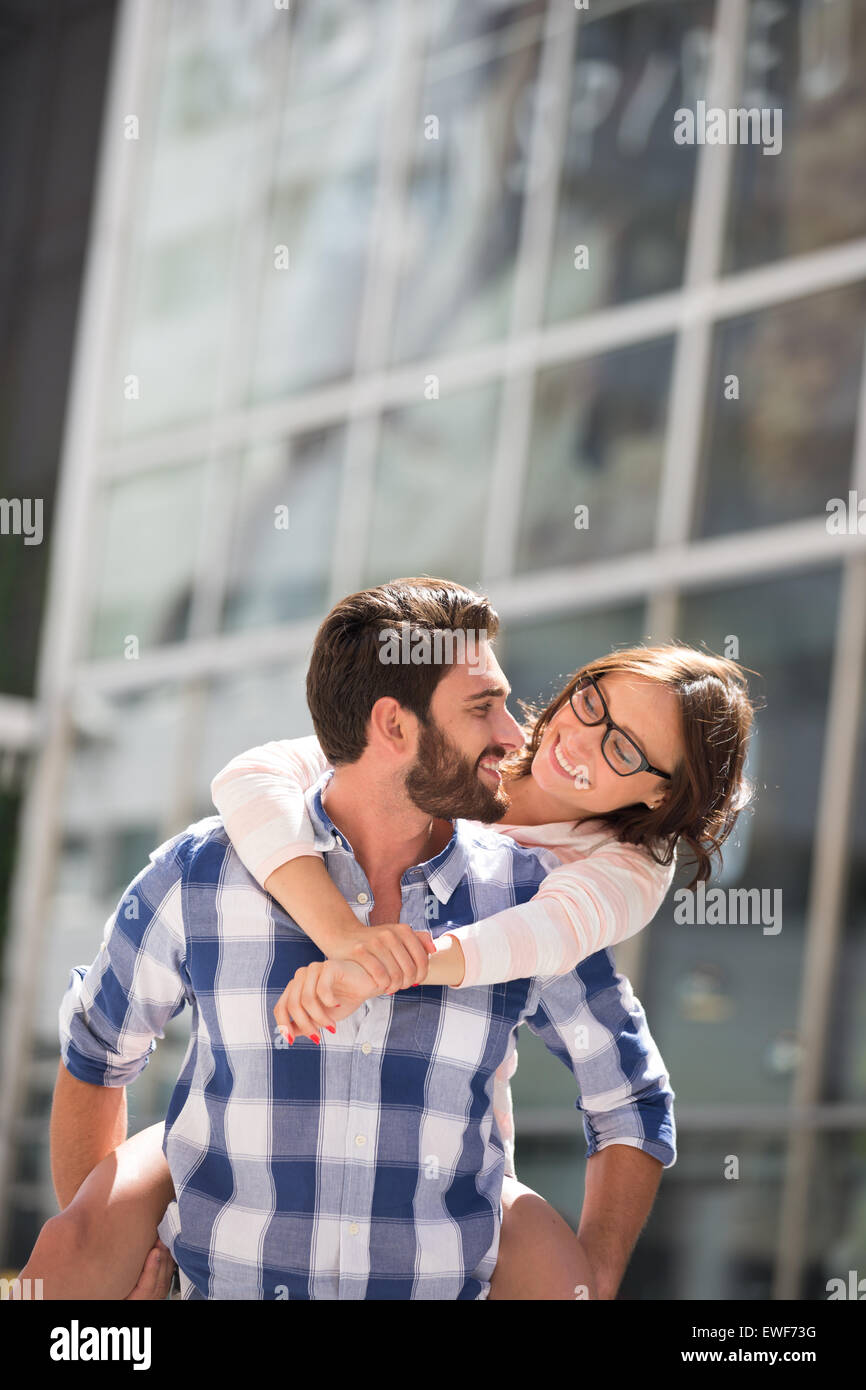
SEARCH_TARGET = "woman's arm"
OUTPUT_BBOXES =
[272,842,674,1039]
[212,736,369,955]
[212,737,436,982]
[443,839,677,988]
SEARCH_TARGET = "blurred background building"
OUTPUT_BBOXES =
[1,0,865,1299]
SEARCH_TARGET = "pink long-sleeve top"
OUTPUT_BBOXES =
[211,734,676,1179]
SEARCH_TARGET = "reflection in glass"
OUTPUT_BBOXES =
[544,0,714,325]
[624,1134,786,1299]
[197,664,313,814]
[420,0,546,57]
[497,603,646,715]
[640,570,841,1107]
[694,284,866,539]
[515,339,674,574]
[105,5,281,442]
[88,465,204,658]
[362,384,500,589]
[158,0,280,137]
[389,20,543,362]
[802,1131,866,1298]
[726,0,866,271]
[280,0,395,113]
[222,427,345,632]
[248,135,379,400]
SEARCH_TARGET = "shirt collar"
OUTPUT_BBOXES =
[304,769,473,906]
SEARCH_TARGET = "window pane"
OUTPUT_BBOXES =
[362,384,500,588]
[515,339,674,574]
[158,1,279,138]
[498,603,647,713]
[388,17,544,363]
[222,426,345,632]
[725,0,866,272]
[694,285,866,539]
[802,1132,866,1298]
[88,464,204,657]
[280,0,396,112]
[544,0,716,326]
[420,0,546,56]
[104,6,281,442]
[197,664,313,813]
[247,115,381,401]
[624,1133,787,1299]
[641,569,841,1106]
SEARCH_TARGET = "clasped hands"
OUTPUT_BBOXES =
[274,923,437,1045]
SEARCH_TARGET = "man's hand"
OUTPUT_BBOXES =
[274,957,391,1043]
[124,1239,175,1300]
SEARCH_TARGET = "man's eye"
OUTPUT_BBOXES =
[473,703,493,715]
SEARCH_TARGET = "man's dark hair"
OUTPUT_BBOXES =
[306,576,499,764]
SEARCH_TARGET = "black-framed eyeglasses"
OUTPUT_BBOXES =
[568,675,672,780]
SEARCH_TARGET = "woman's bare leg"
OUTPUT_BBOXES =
[20,1121,174,1300]
[488,1175,597,1300]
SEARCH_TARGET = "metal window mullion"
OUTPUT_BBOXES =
[480,0,578,584]
[329,0,422,600]
[649,0,749,588]
[772,324,866,1298]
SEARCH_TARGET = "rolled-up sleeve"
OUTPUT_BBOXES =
[523,947,676,1169]
[59,840,190,1087]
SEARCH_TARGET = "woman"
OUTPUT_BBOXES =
[22,643,755,1300]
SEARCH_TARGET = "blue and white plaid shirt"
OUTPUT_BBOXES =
[59,770,676,1300]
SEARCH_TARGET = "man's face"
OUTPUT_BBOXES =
[403,641,524,822]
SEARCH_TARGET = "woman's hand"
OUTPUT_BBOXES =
[328,922,436,994]
[274,957,405,1043]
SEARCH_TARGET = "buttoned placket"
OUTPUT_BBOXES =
[330,846,435,1298]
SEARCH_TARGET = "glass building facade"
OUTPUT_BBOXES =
[1,0,865,1299]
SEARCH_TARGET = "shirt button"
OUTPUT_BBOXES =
[361,1043,372,1055]
[356,892,369,904]
[348,1223,359,1236]
[354,1134,366,1147]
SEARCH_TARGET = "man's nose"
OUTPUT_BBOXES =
[494,705,525,753]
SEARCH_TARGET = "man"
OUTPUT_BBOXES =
[53,576,675,1299]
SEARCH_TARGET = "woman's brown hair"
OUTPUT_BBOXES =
[502,642,760,891]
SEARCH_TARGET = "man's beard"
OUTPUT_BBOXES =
[403,717,511,823]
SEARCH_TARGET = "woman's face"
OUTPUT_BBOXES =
[529,671,684,819]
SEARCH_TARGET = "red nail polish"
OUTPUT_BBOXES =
[327,1025,336,1034]
[287,1035,294,1045]
[311,1034,320,1045]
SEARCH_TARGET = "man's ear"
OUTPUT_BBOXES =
[367,696,419,756]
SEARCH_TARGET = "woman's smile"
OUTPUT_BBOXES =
[548,731,590,787]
